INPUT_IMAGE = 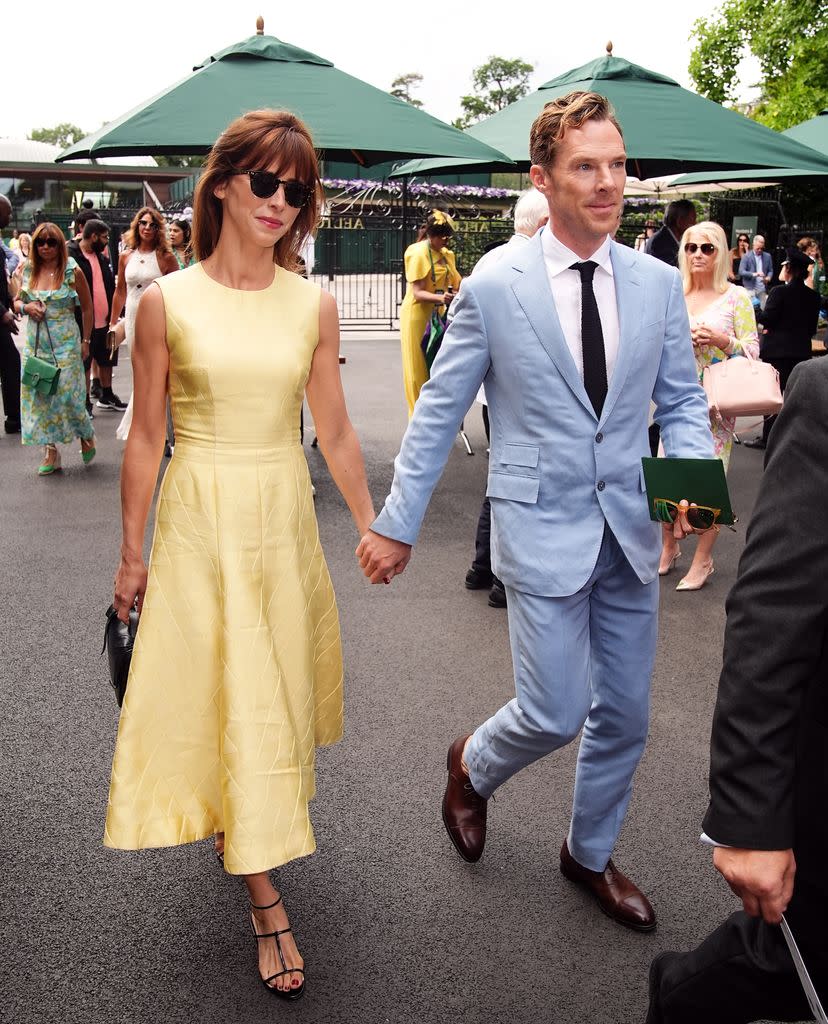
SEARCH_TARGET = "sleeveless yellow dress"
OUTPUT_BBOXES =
[104,264,343,875]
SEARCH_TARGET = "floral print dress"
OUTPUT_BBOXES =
[690,283,759,472]
[19,257,94,446]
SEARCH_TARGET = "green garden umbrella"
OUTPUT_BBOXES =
[57,19,512,168]
[392,47,828,179]
[783,110,828,156]
[670,167,828,188]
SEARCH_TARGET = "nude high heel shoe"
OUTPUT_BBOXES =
[658,549,681,576]
[676,563,715,591]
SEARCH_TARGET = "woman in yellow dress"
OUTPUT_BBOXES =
[399,209,462,416]
[108,109,375,1000]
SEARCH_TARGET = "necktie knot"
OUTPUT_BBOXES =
[570,260,598,282]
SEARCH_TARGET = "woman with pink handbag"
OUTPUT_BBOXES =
[659,220,759,591]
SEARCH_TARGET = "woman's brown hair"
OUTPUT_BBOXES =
[29,223,68,283]
[124,206,171,254]
[192,109,322,270]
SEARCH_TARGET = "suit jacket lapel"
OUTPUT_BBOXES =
[600,241,643,425]
[510,234,594,417]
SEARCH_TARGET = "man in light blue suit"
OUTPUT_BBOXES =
[357,92,713,931]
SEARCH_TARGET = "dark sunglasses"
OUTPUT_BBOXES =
[138,219,158,230]
[684,242,716,255]
[35,237,60,249]
[653,498,720,532]
[232,170,313,208]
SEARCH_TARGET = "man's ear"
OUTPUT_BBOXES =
[529,164,550,196]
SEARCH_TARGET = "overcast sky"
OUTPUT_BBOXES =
[5,1,757,142]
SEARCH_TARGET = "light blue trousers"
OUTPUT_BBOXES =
[465,526,659,872]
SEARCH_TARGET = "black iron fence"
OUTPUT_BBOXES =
[307,210,513,330]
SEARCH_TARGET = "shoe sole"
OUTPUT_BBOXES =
[442,745,483,863]
[559,862,657,932]
[465,579,493,591]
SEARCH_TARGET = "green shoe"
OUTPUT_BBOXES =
[38,446,62,475]
[81,439,96,464]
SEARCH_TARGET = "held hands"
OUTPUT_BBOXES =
[113,555,148,623]
[691,324,730,351]
[356,530,412,584]
[713,847,796,925]
[25,301,46,323]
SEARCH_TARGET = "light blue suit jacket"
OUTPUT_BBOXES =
[373,232,713,597]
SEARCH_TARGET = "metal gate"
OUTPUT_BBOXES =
[308,211,513,330]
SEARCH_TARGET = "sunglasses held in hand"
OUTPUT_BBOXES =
[232,169,313,208]
[653,498,720,532]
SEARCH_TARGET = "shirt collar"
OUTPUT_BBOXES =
[541,228,613,279]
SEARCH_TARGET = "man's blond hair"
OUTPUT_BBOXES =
[529,91,623,168]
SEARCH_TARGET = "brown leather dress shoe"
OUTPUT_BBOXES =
[560,839,656,932]
[441,736,487,862]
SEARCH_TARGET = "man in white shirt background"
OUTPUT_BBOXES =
[739,233,773,309]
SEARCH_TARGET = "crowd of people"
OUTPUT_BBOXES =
[0,92,826,1022]
[0,201,195,473]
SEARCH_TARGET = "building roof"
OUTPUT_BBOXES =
[0,137,157,167]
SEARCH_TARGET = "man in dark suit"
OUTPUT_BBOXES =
[0,195,21,434]
[645,200,696,267]
[744,247,820,450]
[647,356,828,1022]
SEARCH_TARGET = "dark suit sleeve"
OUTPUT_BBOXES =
[702,360,828,849]
[755,284,784,328]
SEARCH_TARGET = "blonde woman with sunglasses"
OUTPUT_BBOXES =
[109,207,178,439]
[12,223,96,474]
[659,221,759,590]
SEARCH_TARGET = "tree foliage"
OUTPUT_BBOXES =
[689,0,828,130]
[390,73,424,108]
[29,123,86,149]
[455,56,534,129]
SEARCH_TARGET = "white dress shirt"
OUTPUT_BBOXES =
[541,228,620,387]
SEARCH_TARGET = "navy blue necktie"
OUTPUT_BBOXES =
[570,260,607,417]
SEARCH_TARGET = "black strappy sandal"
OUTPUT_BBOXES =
[249,896,306,1000]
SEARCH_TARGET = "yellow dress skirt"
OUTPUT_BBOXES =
[104,264,343,875]
[399,240,461,416]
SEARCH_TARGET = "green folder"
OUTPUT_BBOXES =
[641,457,736,526]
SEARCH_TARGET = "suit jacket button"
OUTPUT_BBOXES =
[595,432,604,443]
[597,480,606,491]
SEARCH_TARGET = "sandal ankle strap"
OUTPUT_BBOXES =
[250,894,283,911]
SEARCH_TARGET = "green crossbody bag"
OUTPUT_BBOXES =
[22,317,61,397]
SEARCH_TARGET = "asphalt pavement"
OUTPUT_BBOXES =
[0,335,789,1024]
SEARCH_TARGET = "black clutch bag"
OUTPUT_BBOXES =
[102,605,139,707]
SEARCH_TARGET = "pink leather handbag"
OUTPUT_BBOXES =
[702,349,783,419]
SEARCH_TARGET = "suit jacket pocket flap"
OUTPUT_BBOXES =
[487,472,539,504]
[501,443,540,468]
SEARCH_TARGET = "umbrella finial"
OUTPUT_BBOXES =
[606,40,613,55]
[256,15,264,34]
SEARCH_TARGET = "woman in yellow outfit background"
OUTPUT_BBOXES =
[399,210,462,416]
